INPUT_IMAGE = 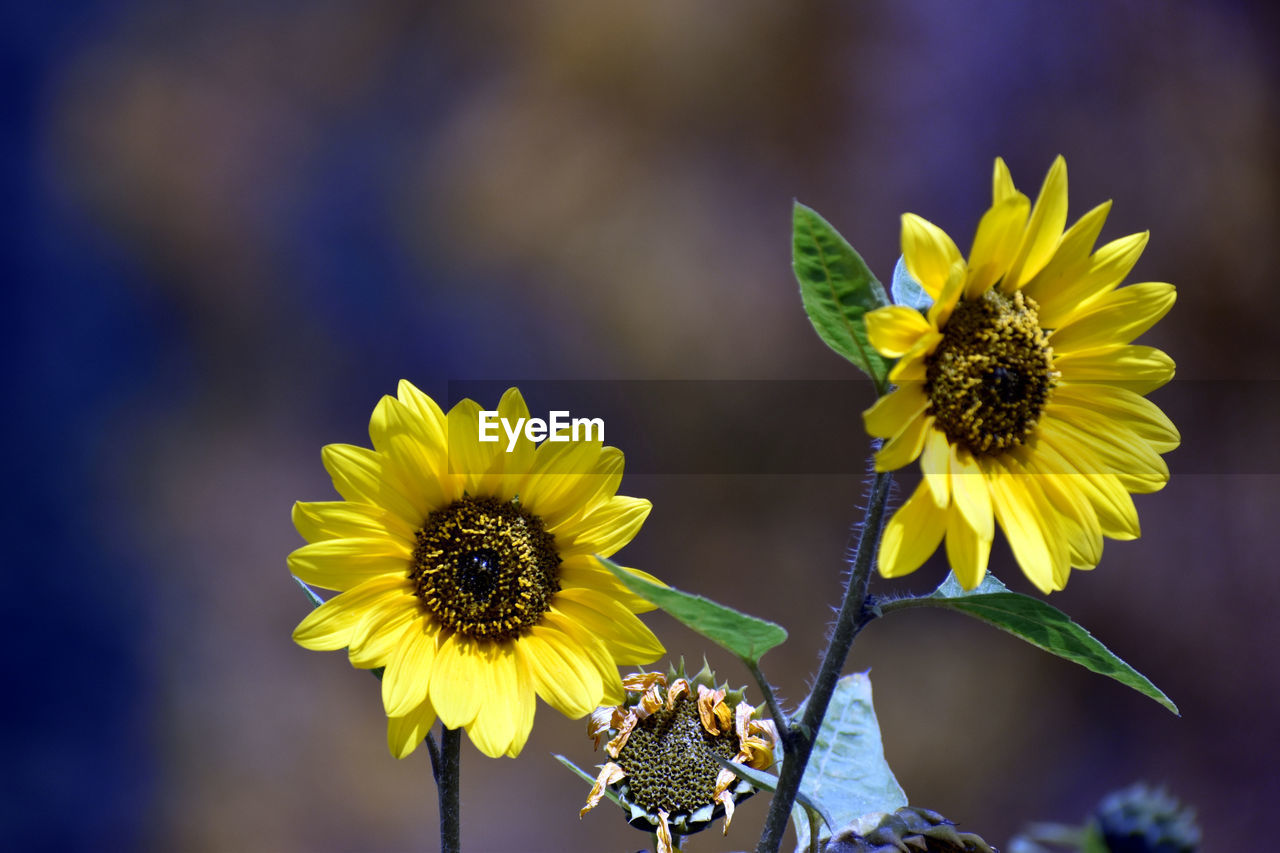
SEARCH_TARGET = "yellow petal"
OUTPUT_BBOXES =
[1019,470,1075,590]
[992,157,1016,204]
[985,458,1060,593]
[382,620,439,717]
[369,395,454,515]
[396,380,448,451]
[866,305,932,358]
[1020,200,1112,304]
[292,574,411,650]
[544,611,625,706]
[287,537,410,592]
[479,388,537,497]
[539,447,626,531]
[877,481,947,578]
[503,652,537,757]
[558,556,662,614]
[1053,383,1180,453]
[520,625,602,719]
[387,699,438,760]
[446,398,503,496]
[518,440,606,527]
[902,213,963,298]
[926,261,967,329]
[1043,404,1169,485]
[1048,283,1176,353]
[429,632,484,729]
[944,506,991,590]
[887,331,942,382]
[556,496,651,559]
[551,589,665,664]
[949,444,994,540]
[863,383,929,440]
[321,443,425,527]
[1031,429,1140,540]
[1003,155,1069,291]
[875,412,934,472]
[1053,344,1176,394]
[919,426,951,507]
[1034,231,1149,328]
[966,193,1030,297]
[465,642,519,758]
[1018,453,1103,569]
[292,500,416,546]
[348,602,421,669]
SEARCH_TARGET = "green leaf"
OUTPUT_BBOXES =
[925,572,1179,714]
[890,254,933,312]
[793,202,892,391]
[553,754,625,811]
[599,557,787,665]
[793,672,908,853]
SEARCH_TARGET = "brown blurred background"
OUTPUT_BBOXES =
[9,0,1280,850]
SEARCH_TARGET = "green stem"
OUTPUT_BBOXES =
[755,465,893,853]
[437,727,461,853]
[746,659,791,744]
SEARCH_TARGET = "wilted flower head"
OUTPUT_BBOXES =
[579,662,779,853]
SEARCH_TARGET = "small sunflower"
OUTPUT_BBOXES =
[580,664,780,853]
[863,156,1179,593]
[289,382,665,759]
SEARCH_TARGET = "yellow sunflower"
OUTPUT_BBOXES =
[863,156,1179,593]
[289,382,665,759]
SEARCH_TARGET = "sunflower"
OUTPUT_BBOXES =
[863,156,1179,593]
[289,382,665,759]
[580,665,780,853]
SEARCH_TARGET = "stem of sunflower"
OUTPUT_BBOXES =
[747,659,791,740]
[436,726,461,853]
[754,462,893,853]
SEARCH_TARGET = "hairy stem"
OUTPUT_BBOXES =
[437,727,461,853]
[747,659,791,744]
[755,466,893,853]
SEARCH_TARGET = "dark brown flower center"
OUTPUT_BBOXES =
[410,497,560,641]
[925,289,1057,455]
[616,696,740,816]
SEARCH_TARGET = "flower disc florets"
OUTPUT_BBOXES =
[410,496,561,642]
[579,664,780,853]
[925,289,1057,455]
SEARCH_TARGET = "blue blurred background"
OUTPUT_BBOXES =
[8,1,1279,850]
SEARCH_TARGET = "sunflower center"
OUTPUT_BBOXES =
[410,496,560,642]
[925,289,1057,455]
[615,695,740,816]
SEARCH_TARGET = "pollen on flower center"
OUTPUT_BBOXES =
[410,496,560,642]
[925,289,1057,455]
[615,695,740,815]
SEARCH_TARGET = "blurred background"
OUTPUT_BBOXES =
[8,0,1279,850]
